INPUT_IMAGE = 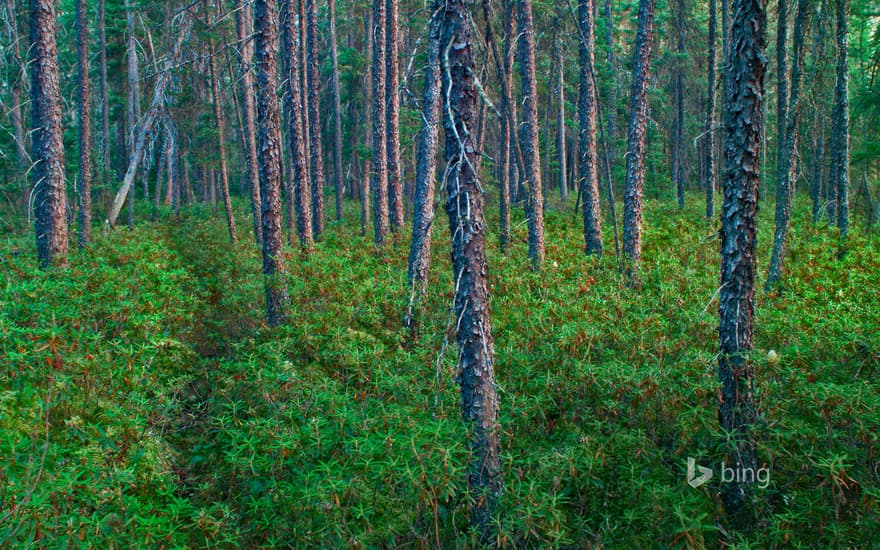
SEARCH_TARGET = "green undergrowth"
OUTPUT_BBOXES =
[1,197,878,547]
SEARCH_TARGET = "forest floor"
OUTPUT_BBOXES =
[1,196,879,547]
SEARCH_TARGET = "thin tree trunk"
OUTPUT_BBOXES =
[281,0,314,250]
[362,10,373,237]
[556,38,568,201]
[776,0,788,196]
[719,0,765,530]
[603,0,617,173]
[29,0,68,267]
[386,0,404,231]
[76,0,92,247]
[705,0,717,218]
[404,3,441,329]
[439,0,502,538]
[672,0,686,208]
[833,0,849,243]
[305,0,325,236]
[621,0,656,283]
[578,0,601,255]
[329,0,344,221]
[234,0,263,244]
[99,0,110,174]
[6,0,28,172]
[371,0,391,245]
[254,0,290,326]
[125,0,141,224]
[766,0,806,292]
[516,0,546,269]
[209,29,238,244]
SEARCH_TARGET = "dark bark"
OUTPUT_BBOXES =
[705,0,718,218]
[672,0,686,208]
[603,0,617,171]
[99,0,110,174]
[329,0,344,221]
[76,0,92,247]
[281,0,314,250]
[775,0,788,198]
[386,0,404,231]
[439,0,502,537]
[254,0,290,326]
[832,0,849,241]
[621,0,655,282]
[29,0,68,267]
[305,0,325,236]
[555,38,568,201]
[766,0,807,291]
[371,0,391,245]
[234,0,263,244]
[578,0,602,255]
[405,4,441,318]
[719,0,766,530]
[516,0,546,269]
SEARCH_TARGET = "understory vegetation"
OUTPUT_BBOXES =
[1,197,878,547]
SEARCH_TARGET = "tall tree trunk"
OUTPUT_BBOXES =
[775,0,788,197]
[718,0,766,530]
[602,0,617,173]
[234,0,263,244]
[371,0,391,245]
[555,38,568,201]
[386,0,404,231]
[672,0,686,208]
[209,29,238,244]
[766,0,806,292]
[281,0,314,250]
[833,0,849,242]
[76,0,92,247]
[6,0,28,172]
[99,0,110,174]
[254,0,290,326]
[621,0,656,283]
[329,0,344,221]
[125,0,141,223]
[29,0,68,267]
[516,0,546,269]
[362,10,373,237]
[305,0,326,236]
[578,0,602,255]
[405,4,442,326]
[439,0,502,538]
[705,0,717,218]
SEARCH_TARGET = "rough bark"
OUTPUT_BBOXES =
[125,0,141,222]
[556,38,568,201]
[29,0,68,267]
[405,4,441,315]
[280,0,314,250]
[76,0,92,247]
[621,0,655,282]
[705,0,717,218]
[719,0,766,530]
[254,0,290,326]
[209,29,238,244]
[6,0,28,172]
[234,0,263,244]
[305,0,325,236]
[775,0,788,198]
[99,0,110,174]
[329,0,344,221]
[386,0,404,231]
[602,0,617,172]
[362,10,373,238]
[672,0,686,208]
[371,0,391,245]
[578,0,602,255]
[439,0,502,537]
[516,0,545,269]
[766,0,807,291]
[832,0,849,242]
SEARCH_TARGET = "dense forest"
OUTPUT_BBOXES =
[1,0,879,546]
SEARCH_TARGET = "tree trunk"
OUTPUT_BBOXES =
[29,0,68,267]
[209,29,238,244]
[718,0,766,530]
[602,0,617,174]
[405,4,441,323]
[76,0,92,247]
[516,0,546,269]
[362,10,373,238]
[386,0,404,231]
[578,0,602,255]
[125,0,141,223]
[704,0,717,218]
[254,0,290,326]
[329,0,344,221]
[621,0,656,283]
[280,0,314,250]
[371,0,391,245]
[98,0,110,174]
[833,0,849,242]
[439,0,502,538]
[672,0,686,208]
[775,0,788,198]
[234,0,263,244]
[6,0,28,172]
[556,38,568,202]
[766,0,806,292]
[305,0,325,236]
